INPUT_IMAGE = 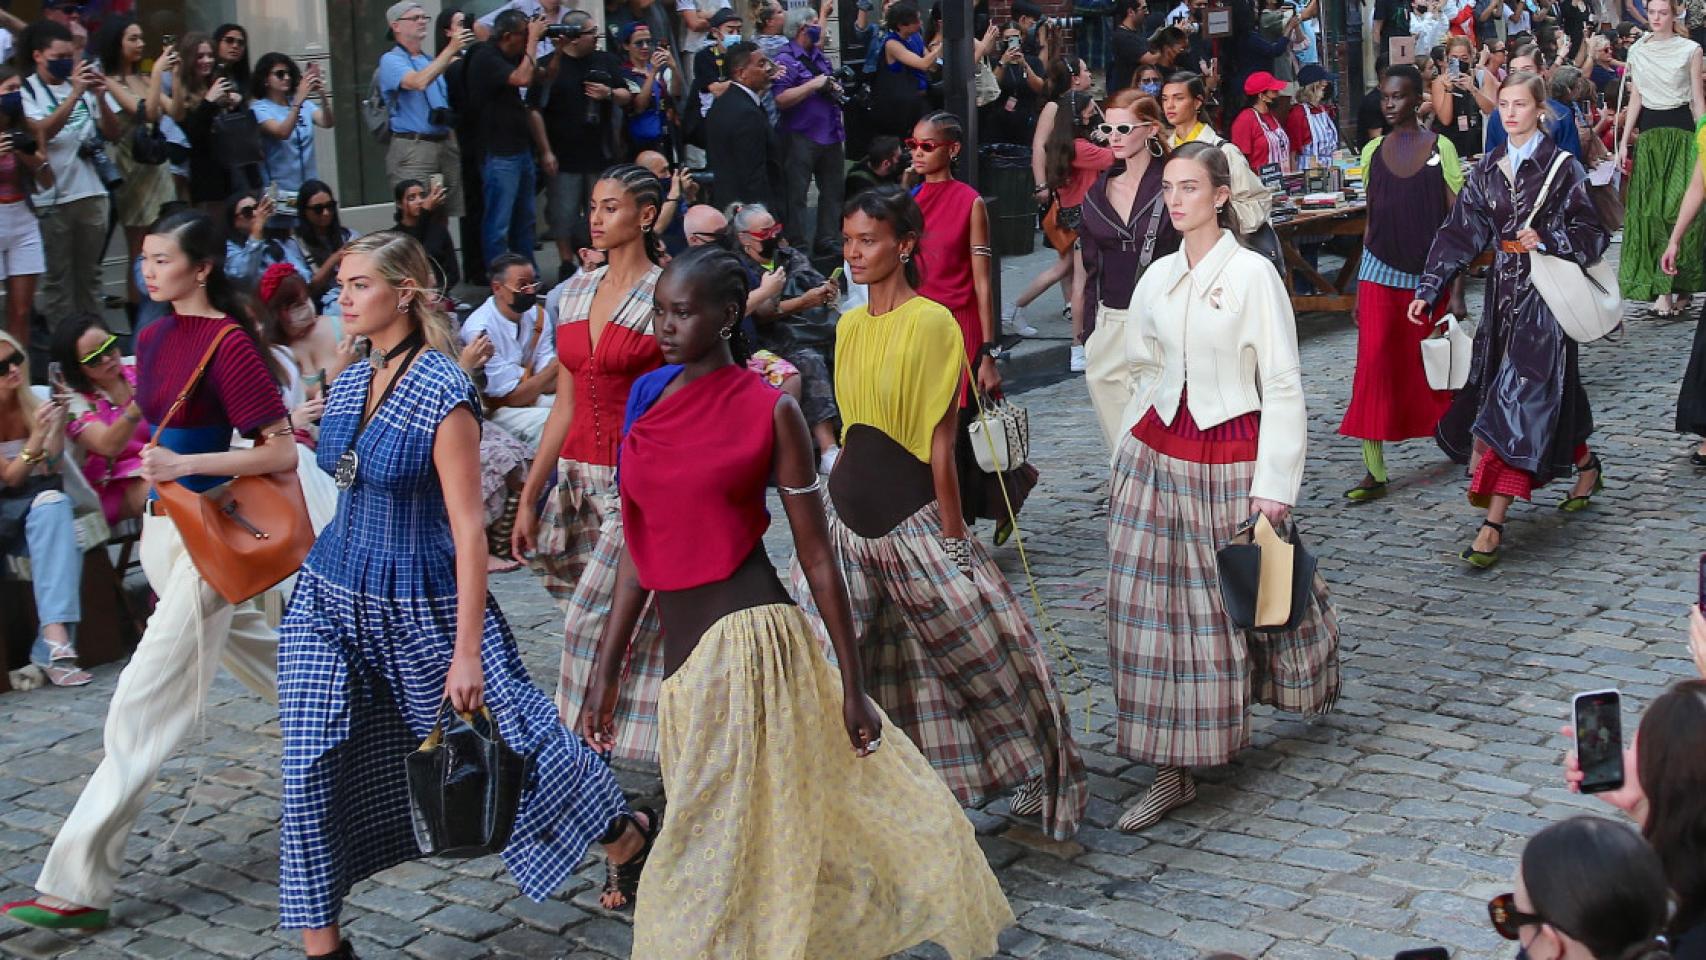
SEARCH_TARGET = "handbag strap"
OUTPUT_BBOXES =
[1521,150,1573,232]
[145,324,241,450]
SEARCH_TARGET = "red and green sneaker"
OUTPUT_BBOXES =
[1,898,109,930]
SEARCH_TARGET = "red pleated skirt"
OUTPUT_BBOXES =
[1339,281,1454,442]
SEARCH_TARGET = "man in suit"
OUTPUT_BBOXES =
[705,41,784,211]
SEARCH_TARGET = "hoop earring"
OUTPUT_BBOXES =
[1149,137,1165,158]
[719,325,734,340]
[900,252,912,264]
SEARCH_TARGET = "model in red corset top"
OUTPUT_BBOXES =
[511,164,671,764]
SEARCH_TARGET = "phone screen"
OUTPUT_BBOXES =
[1573,690,1624,794]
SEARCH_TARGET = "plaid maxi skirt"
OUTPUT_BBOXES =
[1106,434,1341,768]
[789,498,1088,841]
[527,458,615,606]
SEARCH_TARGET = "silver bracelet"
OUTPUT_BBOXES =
[779,477,823,496]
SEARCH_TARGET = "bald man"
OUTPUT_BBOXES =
[684,204,728,246]
[634,150,669,180]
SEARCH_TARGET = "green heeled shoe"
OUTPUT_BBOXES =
[1559,454,1605,513]
[1459,520,1504,569]
[1,898,109,931]
[1344,476,1389,503]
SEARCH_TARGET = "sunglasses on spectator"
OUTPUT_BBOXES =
[745,224,785,241]
[79,334,119,366]
[905,138,947,152]
[1487,893,1547,940]
[504,279,542,293]
[0,352,22,375]
[304,201,338,214]
[632,37,654,46]
[235,203,259,217]
[220,35,246,46]
[272,69,293,79]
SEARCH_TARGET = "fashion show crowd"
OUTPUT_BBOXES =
[1,0,1705,957]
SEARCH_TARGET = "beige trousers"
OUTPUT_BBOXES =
[1084,303,1133,454]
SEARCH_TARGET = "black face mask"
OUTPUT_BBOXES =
[509,290,538,313]
[758,237,781,260]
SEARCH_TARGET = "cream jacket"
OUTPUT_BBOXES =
[1165,125,1273,235]
[1118,230,1307,505]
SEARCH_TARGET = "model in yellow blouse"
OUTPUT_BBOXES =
[788,187,1088,843]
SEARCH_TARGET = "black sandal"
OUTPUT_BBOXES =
[599,807,659,911]
[1459,520,1504,569]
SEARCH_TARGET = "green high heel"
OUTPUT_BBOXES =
[1344,475,1389,503]
[1459,520,1504,569]
[1559,454,1605,513]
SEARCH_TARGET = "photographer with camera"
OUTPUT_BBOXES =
[468,9,549,264]
[527,11,628,277]
[20,20,119,322]
[379,1,471,219]
[0,66,49,347]
[774,6,846,264]
[477,0,577,58]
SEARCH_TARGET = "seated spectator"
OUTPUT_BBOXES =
[1492,817,1676,960]
[51,316,148,526]
[455,332,532,573]
[257,263,354,414]
[461,252,557,446]
[684,202,730,246]
[250,52,333,195]
[845,135,905,200]
[392,178,460,293]
[0,330,87,687]
[728,202,842,469]
[222,189,287,290]
[284,179,356,316]
[1565,674,1706,957]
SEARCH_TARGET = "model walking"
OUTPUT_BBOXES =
[2,212,293,931]
[1617,0,1704,316]
[1077,89,1178,448]
[1341,65,1464,501]
[1656,127,1706,465]
[789,188,1087,840]
[1411,72,1611,568]
[512,163,668,762]
[276,232,657,960]
[1105,142,1340,833]
[580,245,1012,959]
[1159,72,1272,234]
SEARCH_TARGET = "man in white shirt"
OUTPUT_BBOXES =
[21,21,118,319]
[461,253,558,447]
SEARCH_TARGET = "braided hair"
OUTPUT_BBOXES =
[659,245,756,364]
[597,162,667,265]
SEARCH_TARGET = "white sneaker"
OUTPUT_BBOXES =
[819,446,840,475]
[1069,343,1087,372]
[1002,304,1038,338]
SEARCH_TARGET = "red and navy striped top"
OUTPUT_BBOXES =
[136,313,287,436]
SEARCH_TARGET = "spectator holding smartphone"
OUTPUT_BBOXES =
[0,65,50,348]
[1563,670,1706,958]
[20,20,120,320]
[252,53,334,195]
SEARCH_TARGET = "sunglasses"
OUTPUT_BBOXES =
[79,333,118,366]
[633,37,655,46]
[235,204,258,217]
[1488,893,1547,941]
[505,280,542,293]
[271,69,293,79]
[220,35,246,45]
[905,138,947,152]
[745,224,785,241]
[305,201,338,214]
[1097,122,1146,136]
[0,352,22,375]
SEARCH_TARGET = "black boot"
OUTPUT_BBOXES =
[306,940,358,960]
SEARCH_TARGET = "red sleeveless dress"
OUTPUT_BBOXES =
[913,178,983,367]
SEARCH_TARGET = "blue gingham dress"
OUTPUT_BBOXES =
[277,351,630,929]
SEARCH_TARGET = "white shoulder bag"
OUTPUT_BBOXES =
[1420,312,1473,390]
[1522,151,1623,343]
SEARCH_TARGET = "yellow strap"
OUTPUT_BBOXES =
[960,354,1094,733]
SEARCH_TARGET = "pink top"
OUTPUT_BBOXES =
[66,365,150,492]
[914,178,982,362]
[1056,139,1115,209]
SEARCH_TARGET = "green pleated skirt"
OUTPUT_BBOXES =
[1621,125,1705,301]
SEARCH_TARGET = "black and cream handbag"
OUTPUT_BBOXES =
[967,399,1030,474]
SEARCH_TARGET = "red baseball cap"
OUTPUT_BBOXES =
[1243,71,1288,96]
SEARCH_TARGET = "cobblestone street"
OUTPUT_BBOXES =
[4,277,1705,960]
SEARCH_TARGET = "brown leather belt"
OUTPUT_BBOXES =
[392,132,448,142]
[1497,240,1528,254]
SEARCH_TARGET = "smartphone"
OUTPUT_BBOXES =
[828,265,844,285]
[428,172,445,193]
[1395,951,1450,960]
[1572,689,1624,794]
[1697,551,1706,609]
[1447,56,1460,78]
[160,33,177,50]
[47,362,70,403]
[267,181,280,203]
[1005,36,1021,51]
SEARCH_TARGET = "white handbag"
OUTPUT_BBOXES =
[967,399,1030,474]
[1420,313,1473,391]
[1523,152,1623,343]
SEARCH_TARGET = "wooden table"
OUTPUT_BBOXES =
[1272,202,1368,314]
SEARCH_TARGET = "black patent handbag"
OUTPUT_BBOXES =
[405,699,529,859]
[1215,514,1318,634]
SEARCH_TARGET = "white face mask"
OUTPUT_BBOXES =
[287,301,316,332]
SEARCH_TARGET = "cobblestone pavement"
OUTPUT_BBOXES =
[5,278,1706,960]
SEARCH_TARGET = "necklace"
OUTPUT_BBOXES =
[336,331,425,490]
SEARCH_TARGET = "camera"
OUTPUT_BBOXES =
[544,22,589,39]
[832,64,871,112]
[8,130,38,155]
[688,169,715,189]
[583,68,613,124]
[80,140,123,191]
[428,106,459,127]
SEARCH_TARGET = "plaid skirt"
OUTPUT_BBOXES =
[788,498,1087,841]
[1106,434,1340,768]
[527,458,615,607]
[555,496,665,765]
[633,603,1012,959]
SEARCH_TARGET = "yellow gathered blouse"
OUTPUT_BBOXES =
[833,295,965,464]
